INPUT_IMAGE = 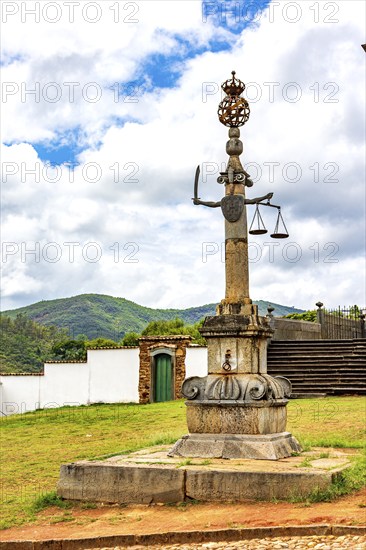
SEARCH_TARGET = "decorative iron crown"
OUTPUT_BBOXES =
[221,70,246,96]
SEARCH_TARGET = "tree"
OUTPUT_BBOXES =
[141,317,206,345]
[141,318,187,336]
[284,310,317,322]
[186,319,207,346]
[50,340,87,361]
[75,333,88,342]
[85,337,118,348]
[0,314,68,372]
[121,332,140,346]
[349,305,361,319]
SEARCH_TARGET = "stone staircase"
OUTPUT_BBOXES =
[267,339,366,396]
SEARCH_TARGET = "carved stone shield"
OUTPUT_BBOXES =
[221,195,244,222]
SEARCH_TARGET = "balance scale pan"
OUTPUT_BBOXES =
[249,229,268,235]
[270,233,289,239]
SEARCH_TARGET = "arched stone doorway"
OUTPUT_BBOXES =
[138,336,192,403]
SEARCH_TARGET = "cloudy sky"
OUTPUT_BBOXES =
[1,0,365,312]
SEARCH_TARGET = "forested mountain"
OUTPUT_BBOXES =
[2,294,303,340]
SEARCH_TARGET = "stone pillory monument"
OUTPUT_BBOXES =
[58,73,351,505]
[170,71,300,460]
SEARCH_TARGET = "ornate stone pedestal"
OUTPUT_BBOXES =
[169,309,301,460]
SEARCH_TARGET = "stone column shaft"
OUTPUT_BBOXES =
[224,181,250,304]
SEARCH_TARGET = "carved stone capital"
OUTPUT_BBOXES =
[199,314,273,339]
[182,373,292,404]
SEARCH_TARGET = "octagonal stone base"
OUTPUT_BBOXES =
[169,432,301,460]
[186,401,288,435]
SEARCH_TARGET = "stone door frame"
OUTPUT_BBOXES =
[138,335,193,404]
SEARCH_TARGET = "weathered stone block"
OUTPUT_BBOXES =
[57,462,185,504]
[185,402,288,434]
[185,468,334,501]
[169,432,301,460]
[200,315,272,374]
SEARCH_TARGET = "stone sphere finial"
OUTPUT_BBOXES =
[218,70,250,128]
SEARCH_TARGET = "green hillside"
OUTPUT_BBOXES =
[2,293,303,340]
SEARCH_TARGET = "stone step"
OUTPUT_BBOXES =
[270,349,365,354]
[268,354,365,358]
[272,338,365,342]
[268,357,365,362]
[269,344,364,349]
[268,356,364,362]
[270,376,364,381]
[286,381,366,387]
[290,390,365,394]
[268,369,364,375]
[269,378,364,383]
[269,344,363,349]
[281,371,365,376]
[269,350,365,354]
[275,384,363,389]
[268,362,365,366]
[290,383,366,389]
[269,359,366,363]
[268,365,361,369]
[282,378,365,384]
[270,340,366,350]
[268,354,365,361]
[277,380,365,386]
[271,354,366,358]
[269,359,365,363]
[268,374,364,379]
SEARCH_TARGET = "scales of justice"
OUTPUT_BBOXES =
[170,71,301,460]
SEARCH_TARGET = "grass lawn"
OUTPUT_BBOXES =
[1,396,365,530]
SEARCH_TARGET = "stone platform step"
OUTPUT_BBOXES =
[57,445,354,504]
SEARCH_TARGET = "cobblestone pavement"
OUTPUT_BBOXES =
[89,534,366,549]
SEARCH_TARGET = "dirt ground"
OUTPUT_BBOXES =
[1,488,365,542]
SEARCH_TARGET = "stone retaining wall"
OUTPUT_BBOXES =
[272,318,321,340]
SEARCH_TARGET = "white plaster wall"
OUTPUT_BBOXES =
[0,346,207,416]
[88,348,139,403]
[40,363,89,409]
[185,347,208,378]
[0,375,42,415]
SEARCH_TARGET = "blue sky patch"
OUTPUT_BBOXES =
[32,129,84,166]
[137,35,232,90]
[0,54,25,67]
[202,0,271,34]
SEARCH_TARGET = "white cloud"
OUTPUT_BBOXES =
[1,0,365,312]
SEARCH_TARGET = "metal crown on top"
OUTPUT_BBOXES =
[221,70,246,96]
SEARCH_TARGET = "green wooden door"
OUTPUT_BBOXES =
[154,354,173,402]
